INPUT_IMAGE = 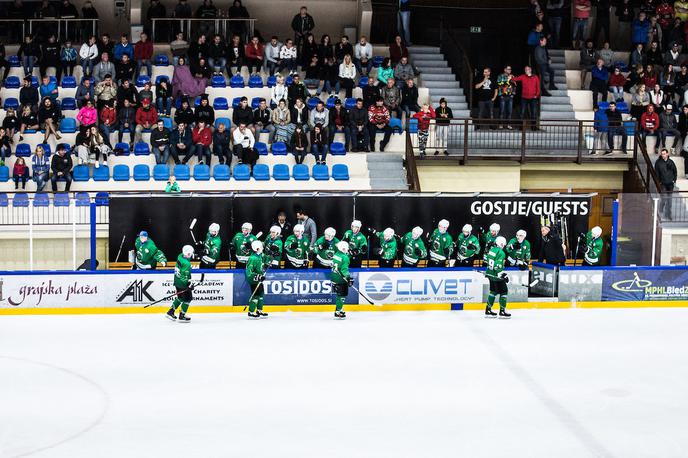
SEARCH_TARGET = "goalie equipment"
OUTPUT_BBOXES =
[516,229,526,242]
[324,227,336,240]
[293,224,305,236]
[462,224,472,235]
[383,228,395,240]
[591,226,602,238]
[495,236,507,248]
[182,245,195,258]
[242,222,253,234]
[337,240,350,253]
[209,223,220,235]
[270,225,281,237]
[411,226,423,239]
[251,240,264,253]
[438,219,450,233]
[351,220,362,231]
[489,223,500,235]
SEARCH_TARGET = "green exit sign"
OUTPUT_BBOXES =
[470,26,482,33]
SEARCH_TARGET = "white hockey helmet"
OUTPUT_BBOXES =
[351,220,362,232]
[516,229,527,242]
[591,226,602,238]
[383,228,395,240]
[182,244,195,258]
[209,223,220,236]
[438,219,450,233]
[270,225,281,237]
[411,226,423,239]
[489,223,500,235]
[293,224,304,236]
[495,236,507,248]
[337,240,350,253]
[251,240,264,253]
[324,227,336,240]
[241,222,253,234]
[462,224,472,235]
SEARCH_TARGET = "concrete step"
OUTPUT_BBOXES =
[408,46,440,54]
[367,152,404,162]
[547,89,568,96]
[430,93,465,101]
[419,67,453,75]
[430,95,465,104]
[539,104,575,112]
[453,109,471,117]
[540,111,576,120]
[549,49,565,56]
[551,63,566,70]
[421,73,457,82]
[423,80,462,89]
[540,96,571,104]
[414,60,449,68]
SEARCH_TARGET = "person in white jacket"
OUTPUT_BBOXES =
[354,36,373,76]
[264,36,283,75]
[232,122,258,170]
[278,38,298,75]
[270,75,289,107]
[79,36,99,77]
[338,54,357,98]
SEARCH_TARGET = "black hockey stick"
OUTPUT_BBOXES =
[143,273,205,308]
[243,258,271,311]
[115,235,126,262]
[349,283,382,306]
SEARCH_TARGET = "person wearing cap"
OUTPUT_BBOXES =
[134,98,159,144]
[342,220,368,268]
[331,240,353,319]
[505,230,531,269]
[133,230,167,270]
[428,220,453,267]
[165,244,194,322]
[659,103,681,151]
[245,240,269,319]
[199,223,222,269]
[581,226,603,266]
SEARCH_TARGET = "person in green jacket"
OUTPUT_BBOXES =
[485,236,510,319]
[284,224,310,269]
[428,219,454,267]
[582,226,603,266]
[166,245,195,322]
[401,226,427,267]
[165,175,181,193]
[133,231,167,270]
[482,223,500,264]
[264,225,284,268]
[331,240,353,319]
[454,224,480,267]
[505,229,531,270]
[313,227,340,269]
[376,227,397,268]
[199,223,222,269]
[342,220,368,268]
[231,222,257,269]
[245,240,270,319]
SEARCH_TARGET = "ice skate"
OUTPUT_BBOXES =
[485,306,497,318]
[258,310,269,319]
[165,308,177,321]
[334,311,346,319]
[499,309,511,319]
[248,311,260,319]
[177,312,191,322]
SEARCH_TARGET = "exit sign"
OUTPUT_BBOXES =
[470,26,482,33]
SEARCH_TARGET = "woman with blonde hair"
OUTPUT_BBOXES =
[338,54,357,98]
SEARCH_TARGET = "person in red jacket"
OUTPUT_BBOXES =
[186,120,213,165]
[13,157,29,189]
[245,36,264,76]
[134,98,159,144]
[367,97,393,151]
[411,104,435,158]
[513,66,541,130]
[134,32,154,79]
[98,103,117,147]
[640,104,660,144]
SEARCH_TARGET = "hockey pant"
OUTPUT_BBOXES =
[332,282,349,311]
[487,278,508,312]
[172,286,193,314]
[248,282,264,313]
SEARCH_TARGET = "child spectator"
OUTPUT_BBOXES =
[12,157,28,189]
[412,104,436,158]
[60,40,78,79]
[435,98,453,155]
[166,175,181,193]
[609,67,628,102]
[32,146,50,192]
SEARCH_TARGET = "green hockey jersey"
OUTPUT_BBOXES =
[264,236,284,267]
[428,229,454,262]
[375,232,397,261]
[401,232,427,265]
[245,252,268,285]
[342,230,368,256]
[456,233,480,260]
[284,235,310,267]
[135,237,166,269]
[314,236,340,267]
[485,246,506,280]
[584,232,603,265]
[330,249,351,284]
[482,232,498,262]
[505,238,531,265]
[201,232,222,265]
[174,253,192,289]
[231,232,257,263]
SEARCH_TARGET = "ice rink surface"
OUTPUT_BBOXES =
[1,308,687,458]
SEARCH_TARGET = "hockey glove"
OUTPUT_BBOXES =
[189,282,196,291]
[288,242,297,250]
[377,248,384,256]
[518,261,528,271]
[499,272,509,283]
[269,245,280,256]
[242,241,252,252]
[350,248,360,257]
[347,277,354,286]
[513,241,521,250]
[160,261,166,267]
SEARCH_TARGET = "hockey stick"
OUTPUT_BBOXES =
[143,273,205,308]
[189,219,198,244]
[243,261,272,311]
[349,283,382,306]
[115,235,126,262]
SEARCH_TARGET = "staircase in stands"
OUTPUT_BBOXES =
[539,48,576,121]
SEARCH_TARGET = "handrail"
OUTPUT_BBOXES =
[0,19,26,39]
[438,21,473,111]
[26,18,98,42]
[632,132,663,196]
[405,129,421,191]
[150,17,256,42]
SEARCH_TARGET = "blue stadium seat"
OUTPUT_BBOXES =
[233,164,251,180]
[232,97,242,109]
[332,164,350,180]
[293,164,310,180]
[213,164,230,180]
[3,98,19,110]
[162,117,173,130]
[134,142,150,156]
[613,61,628,72]
[61,97,77,110]
[213,97,229,110]
[193,164,210,180]
[372,56,384,68]
[153,164,170,181]
[230,75,245,88]
[307,97,320,110]
[95,191,109,205]
[75,192,90,206]
[38,143,52,156]
[0,193,8,206]
[255,142,268,155]
[115,142,131,155]
[155,75,169,85]
[53,192,70,207]
[358,76,369,88]
[326,97,337,109]
[8,55,20,67]
[407,118,418,134]
[13,193,29,207]
[330,142,346,155]
[251,97,261,109]
[312,164,330,180]
[72,164,90,181]
[272,164,290,180]
[194,96,202,107]
[133,164,150,181]
[0,166,8,182]
[61,76,77,88]
[113,164,130,181]
[33,193,49,207]
[154,54,169,66]
[215,118,231,129]
[93,165,110,181]
[597,101,610,111]
[249,75,264,88]
[211,75,227,88]
[345,98,356,109]
[624,120,635,136]
[60,118,77,133]
[31,76,38,87]
[389,118,403,133]
[136,75,150,87]
[48,76,57,86]
[285,75,293,86]
[4,76,20,89]
[272,142,288,155]
[174,164,190,180]
[253,164,270,180]
[267,75,277,87]
[617,102,629,114]
[15,143,31,157]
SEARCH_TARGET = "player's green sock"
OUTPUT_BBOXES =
[172,297,181,311]
[335,296,344,312]
[486,293,496,308]
[181,301,190,313]
[257,296,264,311]
[249,298,258,313]
[499,295,508,312]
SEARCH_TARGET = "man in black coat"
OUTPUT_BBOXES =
[50,145,73,192]
[655,148,678,220]
[537,225,566,266]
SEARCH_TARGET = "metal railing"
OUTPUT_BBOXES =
[0,196,108,226]
[0,19,26,41]
[150,17,256,42]
[27,18,98,42]
[632,132,663,196]
[438,22,473,111]
[405,130,420,191]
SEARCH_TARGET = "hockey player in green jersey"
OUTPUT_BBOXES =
[199,223,222,269]
[485,236,511,318]
[245,240,269,319]
[505,229,531,270]
[231,222,257,269]
[401,226,427,267]
[166,245,195,322]
[264,226,284,268]
[314,227,340,269]
[375,228,397,267]
[428,219,454,267]
[453,224,480,267]
[330,241,353,319]
[481,223,500,264]
[342,220,368,268]
[134,231,167,270]
[582,226,603,266]
[284,224,310,269]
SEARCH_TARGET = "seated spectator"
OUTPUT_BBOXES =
[644,64,658,88]
[590,58,609,108]
[301,33,319,67]
[170,122,192,164]
[338,54,357,98]
[150,119,171,164]
[38,97,61,143]
[376,57,394,86]
[194,94,215,126]
[75,78,95,108]
[32,145,50,192]
[309,100,329,138]
[19,77,39,112]
[649,83,666,108]
[98,102,117,147]
[137,81,152,106]
[412,103,436,158]
[609,67,627,102]
[166,175,181,193]
[187,120,212,165]
[40,35,60,80]
[95,75,118,111]
[50,145,73,192]
[75,127,92,164]
[661,64,677,105]
[435,98,453,155]
[134,32,153,78]
[319,34,334,62]
[212,121,232,165]
[79,35,99,77]
[88,126,110,167]
[631,83,651,119]
[134,98,158,143]
[304,54,321,90]
[329,99,350,150]
[580,40,596,90]
[208,34,228,76]
[394,56,414,88]
[381,78,402,119]
[227,35,245,76]
[93,53,116,83]
[291,124,308,163]
[232,122,258,170]
[349,98,369,152]
[116,54,136,83]
[596,41,615,71]
[367,96,392,152]
[645,41,663,69]
[232,96,254,134]
[188,35,209,68]
[114,34,134,63]
[659,104,681,150]
[61,40,79,80]
[76,99,98,131]
[319,57,339,96]
[155,78,173,117]
[279,38,298,74]
[664,41,681,67]
[0,128,11,166]
[265,36,283,76]
[604,101,628,155]
[629,43,645,68]
[98,34,115,63]
[12,157,28,189]
[174,97,195,126]
[388,34,408,65]
[19,105,40,141]
[354,36,373,76]
[310,123,329,164]
[640,103,660,143]
[245,36,264,75]
[2,107,19,140]
[272,99,294,143]
[117,98,136,145]
[334,35,353,63]
[291,98,309,130]
[362,75,380,108]
[170,33,189,66]
[253,99,274,138]
[401,78,420,118]
[676,64,688,95]
[270,75,289,107]
[172,57,208,99]
[39,75,60,105]
[288,74,307,106]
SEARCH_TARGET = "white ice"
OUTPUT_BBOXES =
[1,308,687,458]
